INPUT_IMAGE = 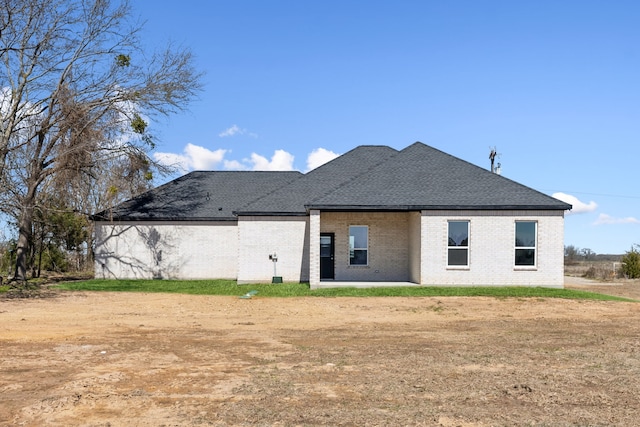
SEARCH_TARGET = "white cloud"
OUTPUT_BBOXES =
[186,144,227,169]
[154,143,227,171]
[218,124,257,138]
[306,147,340,172]
[552,192,597,214]
[156,144,295,172]
[218,125,241,137]
[222,159,248,170]
[248,150,295,171]
[593,214,640,225]
[153,151,192,172]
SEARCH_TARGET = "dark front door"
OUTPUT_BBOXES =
[320,233,335,280]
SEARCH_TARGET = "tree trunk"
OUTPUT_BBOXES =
[36,235,44,278]
[13,213,32,281]
[13,182,38,281]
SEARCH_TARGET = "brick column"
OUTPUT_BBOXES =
[420,210,428,285]
[309,210,320,289]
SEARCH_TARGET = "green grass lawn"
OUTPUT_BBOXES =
[52,279,635,301]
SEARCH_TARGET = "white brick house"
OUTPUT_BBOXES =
[93,142,571,288]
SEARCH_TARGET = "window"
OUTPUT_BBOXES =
[448,221,469,266]
[349,226,368,265]
[515,221,536,266]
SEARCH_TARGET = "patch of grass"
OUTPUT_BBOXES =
[52,279,636,301]
[310,285,634,301]
[55,279,242,295]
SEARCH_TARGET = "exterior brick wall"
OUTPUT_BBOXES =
[237,216,310,284]
[94,221,238,279]
[420,210,565,287]
[96,208,566,288]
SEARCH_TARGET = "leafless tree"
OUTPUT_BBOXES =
[0,0,202,280]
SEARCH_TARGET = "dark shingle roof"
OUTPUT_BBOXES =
[307,142,571,210]
[236,145,399,215]
[95,142,570,221]
[92,171,302,221]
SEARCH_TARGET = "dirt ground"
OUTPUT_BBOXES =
[1,278,639,426]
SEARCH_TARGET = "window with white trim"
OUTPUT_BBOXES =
[448,221,469,266]
[349,225,368,265]
[515,221,536,266]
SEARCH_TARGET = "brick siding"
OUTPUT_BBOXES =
[237,216,310,284]
[94,221,238,279]
[420,210,565,287]
[319,212,411,282]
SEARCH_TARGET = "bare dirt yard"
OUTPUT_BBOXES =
[1,279,639,426]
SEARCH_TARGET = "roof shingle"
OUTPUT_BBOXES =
[307,142,571,210]
[94,142,571,221]
[236,145,398,214]
[92,171,302,221]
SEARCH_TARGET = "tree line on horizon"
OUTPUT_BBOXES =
[565,245,640,279]
[564,245,621,263]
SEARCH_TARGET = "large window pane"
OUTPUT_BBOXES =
[515,249,535,266]
[515,222,536,247]
[350,250,368,265]
[448,248,468,266]
[515,221,536,266]
[350,226,367,248]
[448,221,469,247]
[448,221,469,266]
[349,226,368,265]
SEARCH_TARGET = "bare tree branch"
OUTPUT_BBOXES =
[0,0,203,279]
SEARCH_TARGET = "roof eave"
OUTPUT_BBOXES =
[233,210,308,217]
[305,204,572,211]
[93,216,239,222]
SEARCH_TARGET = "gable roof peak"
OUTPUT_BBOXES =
[307,140,572,211]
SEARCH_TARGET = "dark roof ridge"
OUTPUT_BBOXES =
[303,144,397,176]
[306,141,571,211]
[303,144,400,206]
[235,144,399,214]
[402,142,568,205]
[303,144,406,208]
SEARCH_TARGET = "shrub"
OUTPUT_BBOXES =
[583,264,618,281]
[621,247,640,279]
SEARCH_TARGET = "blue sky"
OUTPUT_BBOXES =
[133,0,639,255]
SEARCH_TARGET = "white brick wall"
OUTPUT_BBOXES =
[313,209,564,288]
[420,210,565,287]
[96,208,565,288]
[94,221,238,279]
[237,216,310,284]
[309,210,321,288]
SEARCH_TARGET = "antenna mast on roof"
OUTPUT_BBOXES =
[489,147,501,175]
